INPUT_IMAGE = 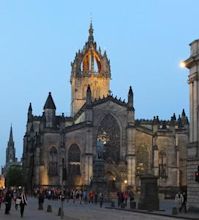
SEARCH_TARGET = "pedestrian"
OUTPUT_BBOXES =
[99,192,104,208]
[4,189,12,215]
[38,191,44,210]
[15,193,22,210]
[180,192,187,213]
[19,190,27,218]
[175,192,183,213]
[0,191,3,209]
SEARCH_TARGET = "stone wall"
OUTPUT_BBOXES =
[187,158,199,209]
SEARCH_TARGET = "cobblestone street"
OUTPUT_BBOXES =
[0,197,198,220]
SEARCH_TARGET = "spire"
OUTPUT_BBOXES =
[88,22,94,43]
[127,86,134,110]
[44,92,56,110]
[86,84,92,106]
[6,125,16,164]
[9,125,14,143]
[171,113,176,121]
[28,102,32,112]
[182,109,186,117]
[178,115,183,128]
[28,102,33,122]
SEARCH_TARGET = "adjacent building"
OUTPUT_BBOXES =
[184,39,199,210]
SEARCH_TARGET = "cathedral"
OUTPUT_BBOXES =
[22,24,189,195]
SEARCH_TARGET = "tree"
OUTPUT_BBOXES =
[6,165,25,187]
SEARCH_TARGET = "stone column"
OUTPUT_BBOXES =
[193,80,198,142]
[176,147,180,187]
[189,82,193,142]
[35,147,40,186]
[84,127,93,185]
[153,146,159,177]
[127,125,136,187]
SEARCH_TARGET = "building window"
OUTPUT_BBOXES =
[159,151,167,178]
[97,114,120,163]
[68,144,81,177]
[48,147,58,176]
[136,144,149,175]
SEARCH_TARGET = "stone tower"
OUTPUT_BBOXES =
[6,125,16,164]
[184,39,199,210]
[70,23,111,116]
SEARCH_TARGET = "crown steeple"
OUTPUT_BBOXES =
[88,22,94,43]
[70,24,111,116]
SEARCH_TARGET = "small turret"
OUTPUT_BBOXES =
[177,115,183,128]
[86,85,92,107]
[44,92,56,128]
[44,92,56,110]
[28,102,33,122]
[127,86,134,111]
[181,109,189,126]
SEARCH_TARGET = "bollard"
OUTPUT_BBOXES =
[111,201,115,208]
[130,201,136,209]
[58,207,64,217]
[172,207,177,215]
[58,207,61,216]
[38,203,43,210]
[47,205,52,212]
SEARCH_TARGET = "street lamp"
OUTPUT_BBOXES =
[179,61,186,68]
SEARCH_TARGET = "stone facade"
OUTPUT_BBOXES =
[184,40,199,210]
[22,24,189,194]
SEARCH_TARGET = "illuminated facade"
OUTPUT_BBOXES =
[23,24,188,195]
[184,39,199,210]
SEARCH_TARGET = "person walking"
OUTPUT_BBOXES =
[175,192,183,213]
[99,192,104,208]
[19,190,27,218]
[4,189,12,215]
[180,192,187,213]
[38,191,44,210]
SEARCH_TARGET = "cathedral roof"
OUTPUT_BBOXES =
[73,94,128,120]
[70,23,111,80]
[44,92,56,110]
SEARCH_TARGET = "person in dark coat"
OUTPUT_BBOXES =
[4,189,12,215]
[99,192,104,208]
[19,190,27,218]
[38,191,44,210]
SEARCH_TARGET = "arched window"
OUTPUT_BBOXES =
[159,151,167,178]
[48,147,58,176]
[136,144,149,175]
[96,114,120,163]
[68,144,81,177]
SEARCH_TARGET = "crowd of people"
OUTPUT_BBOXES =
[32,187,104,207]
[0,186,188,217]
[0,187,27,217]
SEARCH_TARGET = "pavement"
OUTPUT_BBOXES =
[0,197,198,220]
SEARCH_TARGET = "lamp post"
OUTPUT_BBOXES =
[60,158,65,219]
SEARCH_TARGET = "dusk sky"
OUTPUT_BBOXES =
[0,0,198,167]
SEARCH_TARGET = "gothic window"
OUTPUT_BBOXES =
[136,144,149,175]
[159,151,167,178]
[48,147,58,176]
[81,50,101,74]
[68,144,81,176]
[96,114,120,163]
